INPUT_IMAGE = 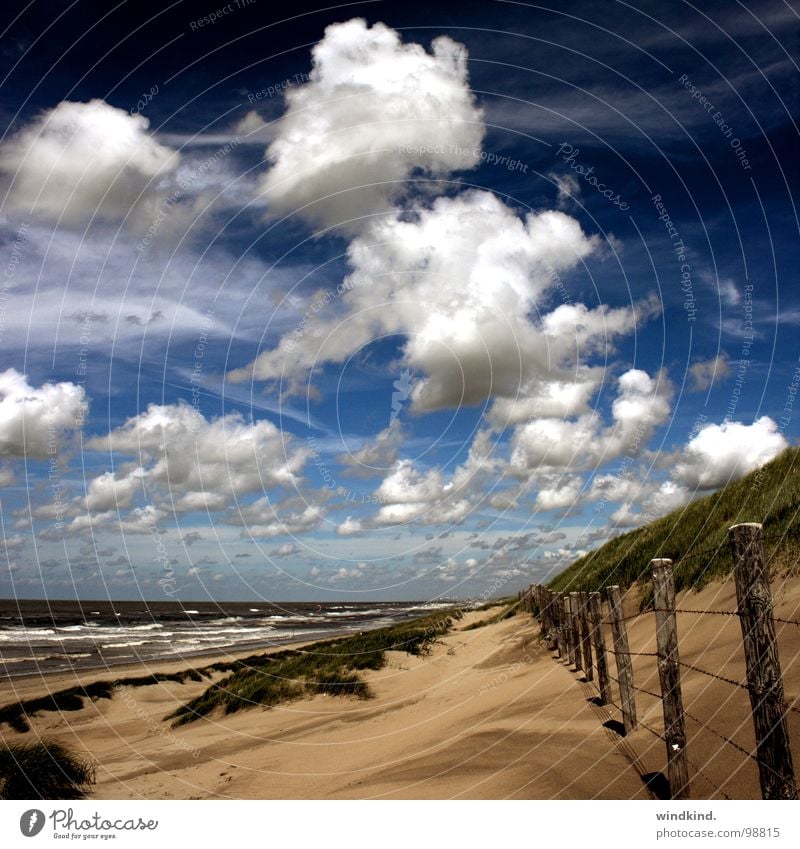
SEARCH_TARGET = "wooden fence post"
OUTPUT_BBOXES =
[579,591,593,682]
[652,558,690,799]
[606,585,637,733]
[729,523,798,800]
[545,589,553,637]
[549,590,560,655]
[542,588,554,649]
[553,592,563,658]
[564,594,576,667]
[588,591,612,705]
[570,591,583,672]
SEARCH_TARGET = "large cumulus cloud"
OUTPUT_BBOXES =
[0,100,178,225]
[259,18,484,230]
[0,369,87,459]
[230,189,623,413]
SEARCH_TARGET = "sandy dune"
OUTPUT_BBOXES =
[2,579,799,800]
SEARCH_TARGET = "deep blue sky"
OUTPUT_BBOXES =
[0,0,798,601]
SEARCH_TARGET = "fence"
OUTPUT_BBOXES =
[520,522,799,800]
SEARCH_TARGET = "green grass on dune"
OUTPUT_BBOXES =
[0,739,95,799]
[462,601,519,630]
[549,445,800,597]
[167,611,458,726]
[0,670,205,733]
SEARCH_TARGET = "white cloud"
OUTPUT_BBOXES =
[65,404,311,536]
[0,99,178,225]
[0,369,87,459]
[84,469,143,512]
[336,516,364,536]
[87,403,308,499]
[231,190,607,414]
[375,459,446,505]
[535,475,584,511]
[259,18,484,230]
[674,416,787,490]
[0,534,27,556]
[339,422,405,475]
[549,172,581,209]
[373,498,471,527]
[609,502,646,528]
[588,472,652,504]
[689,354,730,391]
[509,368,672,475]
[269,542,301,557]
[232,502,323,539]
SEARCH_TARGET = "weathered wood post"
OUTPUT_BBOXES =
[552,591,562,657]
[541,588,554,649]
[588,591,612,705]
[579,591,593,682]
[729,523,797,800]
[548,590,559,655]
[564,593,576,666]
[569,591,584,672]
[606,585,637,733]
[652,558,690,799]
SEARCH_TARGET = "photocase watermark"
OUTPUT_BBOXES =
[305,435,384,504]
[752,362,800,493]
[131,84,159,116]
[189,308,215,427]
[1,221,29,345]
[26,807,158,835]
[189,0,255,31]
[390,368,413,425]
[150,522,178,597]
[47,422,66,530]
[73,310,95,427]
[284,277,364,354]
[722,283,754,424]
[113,681,200,759]
[678,74,752,171]
[593,412,658,518]
[476,648,535,696]
[555,144,629,210]
[652,193,695,322]
[247,72,310,103]
[398,143,528,173]
[137,138,242,253]
[639,411,709,526]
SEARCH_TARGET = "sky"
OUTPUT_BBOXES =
[0,0,798,602]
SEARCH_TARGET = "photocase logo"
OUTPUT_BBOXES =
[20,809,45,837]
[390,369,413,424]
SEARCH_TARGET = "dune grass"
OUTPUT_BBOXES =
[462,601,520,630]
[168,610,458,726]
[0,669,205,733]
[0,739,95,799]
[549,445,800,597]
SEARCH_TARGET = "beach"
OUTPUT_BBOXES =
[1,579,799,800]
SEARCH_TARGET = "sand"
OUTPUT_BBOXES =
[1,578,799,800]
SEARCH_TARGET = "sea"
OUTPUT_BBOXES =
[0,599,456,678]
